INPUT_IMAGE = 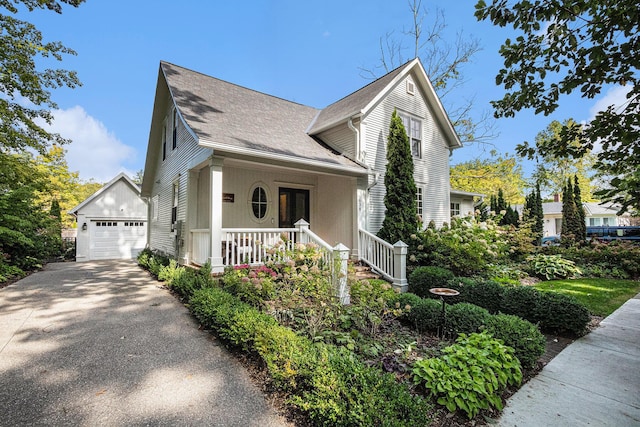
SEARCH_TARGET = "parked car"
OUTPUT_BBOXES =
[586,226,640,243]
[541,235,561,246]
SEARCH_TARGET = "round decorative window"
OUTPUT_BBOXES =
[251,185,268,220]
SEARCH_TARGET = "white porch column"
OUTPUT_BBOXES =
[333,243,350,305]
[210,157,224,272]
[392,240,408,292]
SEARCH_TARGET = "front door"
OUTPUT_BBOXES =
[279,187,310,228]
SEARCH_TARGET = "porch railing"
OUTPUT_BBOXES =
[191,229,211,265]
[221,228,297,266]
[358,228,408,291]
[189,220,350,303]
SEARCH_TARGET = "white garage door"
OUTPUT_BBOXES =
[89,220,147,260]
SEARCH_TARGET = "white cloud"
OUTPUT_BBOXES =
[588,85,632,120]
[40,106,137,183]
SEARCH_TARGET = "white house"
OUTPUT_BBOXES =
[70,173,148,261]
[450,189,484,219]
[521,201,632,236]
[141,59,463,286]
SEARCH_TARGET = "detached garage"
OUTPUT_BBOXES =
[70,173,148,262]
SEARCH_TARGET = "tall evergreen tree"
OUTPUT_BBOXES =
[523,184,544,244]
[561,179,579,242]
[533,183,544,243]
[497,188,507,212]
[378,110,418,244]
[573,175,586,241]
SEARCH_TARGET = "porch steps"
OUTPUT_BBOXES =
[350,262,382,281]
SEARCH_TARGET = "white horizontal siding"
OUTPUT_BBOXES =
[78,180,147,219]
[363,73,451,232]
[317,122,356,160]
[149,103,212,258]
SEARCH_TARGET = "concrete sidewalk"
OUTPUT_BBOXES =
[0,261,288,427]
[499,293,640,427]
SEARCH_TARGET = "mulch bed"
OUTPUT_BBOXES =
[206,311,601,427]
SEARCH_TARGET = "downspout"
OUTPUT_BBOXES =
[347,116,379,189]
[347,117,360,163]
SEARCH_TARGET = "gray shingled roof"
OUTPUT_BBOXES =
[307,61,413,134]
[161,62,364,171]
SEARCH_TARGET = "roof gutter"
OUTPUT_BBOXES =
[198,139,368,177]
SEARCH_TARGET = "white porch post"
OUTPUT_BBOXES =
[393,240,408,292]
[333,243,350,305]
[295,219,310,243]
[210,157,224,272]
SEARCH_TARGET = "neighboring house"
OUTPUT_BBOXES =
[449,189,484,219]
[141,59,462,285]
[70,173,148,262]
[515,201,632,236]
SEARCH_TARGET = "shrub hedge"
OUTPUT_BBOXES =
[445,276,590,336]
[408,266,455,298]
[139,252,432,426]
[391,291,546,369]
[485,314,546,369]
[444,303,491,337]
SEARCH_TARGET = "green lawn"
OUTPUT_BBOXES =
[535,278,640,317]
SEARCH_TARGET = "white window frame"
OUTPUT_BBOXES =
[171,181,179,231]
[249,183,269,223]
[162,123,167,161]
[172,108,178,150]
[450,202,460,217]
[398,112,422,158]
[416,186,423,218]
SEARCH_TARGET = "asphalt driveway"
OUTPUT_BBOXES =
[0,260,287,427]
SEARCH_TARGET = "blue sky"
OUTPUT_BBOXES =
[24,0,627,183]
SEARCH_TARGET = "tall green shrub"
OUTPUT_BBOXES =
[408,265,455,298]
[378,109,418,244]
[574,175,586,241]
[486,314,546,369]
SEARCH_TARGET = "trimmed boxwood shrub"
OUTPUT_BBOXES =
[390,291,423,312]
[500,285,541,323]
[444,302,490,337]
[535,291,590,336]
[408,266,455,298]
[485,313,546,369]
[408,297,442,332]
[447,277,504,313]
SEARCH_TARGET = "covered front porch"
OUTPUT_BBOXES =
[180,156,407,290]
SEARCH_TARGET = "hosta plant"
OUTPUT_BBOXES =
[413,332,522,419]
[526,254,582,280]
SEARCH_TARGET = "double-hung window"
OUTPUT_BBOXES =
[416,186,423,219]
[398,112,422,158]
[162,124,167,161]
[172,108,178,150]
[171,181,179,230]
[450,202,460,217]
